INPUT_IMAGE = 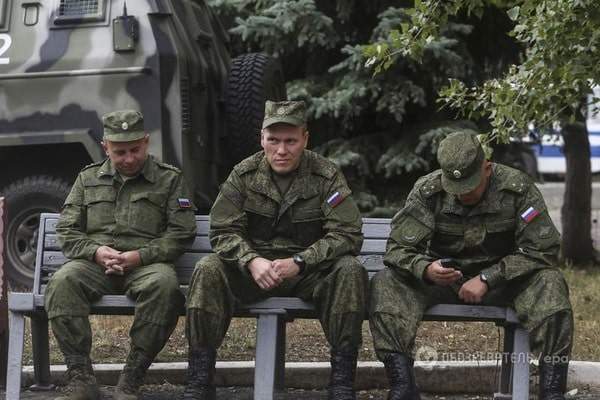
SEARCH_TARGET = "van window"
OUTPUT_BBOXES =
[54,0,106,24]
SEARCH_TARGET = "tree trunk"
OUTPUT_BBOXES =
[561,120,594,264]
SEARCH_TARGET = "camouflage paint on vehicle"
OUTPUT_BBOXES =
[0,0,231,207]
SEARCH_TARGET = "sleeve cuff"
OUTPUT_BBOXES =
[299,248,318,273]
[138,248,154,266]
[413,259,431,282]
[238,252,260,272]
[86,244,102,263]
[481,265,505,288]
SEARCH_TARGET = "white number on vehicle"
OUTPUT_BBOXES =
[0,33,12,65]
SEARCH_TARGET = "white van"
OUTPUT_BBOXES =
[535,88,600,174]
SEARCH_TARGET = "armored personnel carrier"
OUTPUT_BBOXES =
[0,0,285,286]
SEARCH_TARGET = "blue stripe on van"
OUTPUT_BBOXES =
[535,145,600,157]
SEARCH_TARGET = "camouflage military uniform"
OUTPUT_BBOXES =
[186,149,366,349]
[184,100,366,400]
[369,163,573,358]
[369,132,573,399]
[44,111,197,399]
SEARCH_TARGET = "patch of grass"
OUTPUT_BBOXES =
[24,266,600,365]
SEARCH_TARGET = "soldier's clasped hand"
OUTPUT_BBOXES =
[104,250,142,275]
[247,257,283,290]
[94,245,123,274]
[272,258,300,280]
[425,260,463,286]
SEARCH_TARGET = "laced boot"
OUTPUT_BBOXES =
[113,350,154,400]
[183,347,217,400]
[55,356,101,400]
[383,353,421,400]
[328,348,358,400]
[539,359,569,400]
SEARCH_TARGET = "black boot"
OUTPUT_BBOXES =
[183,348,217,400]
[539,360,569,400]
[383,353,421,400]
[328,348,358,400]
[55,355,101,400]
[114,350,154,400]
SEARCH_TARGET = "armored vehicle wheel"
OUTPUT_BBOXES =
[1,175,71,288]
[226,53,287,163]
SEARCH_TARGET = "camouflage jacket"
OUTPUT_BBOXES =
[209,150,363,274]
[385,163,561,288]
[56,156,197,265]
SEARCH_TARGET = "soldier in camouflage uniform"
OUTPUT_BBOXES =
[45,110,197,400]
[369,132,573,400]
[185,101,367,400]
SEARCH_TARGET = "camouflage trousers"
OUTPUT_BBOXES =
[45,260,184,362]
[186,254,367,351]
[369,267,573,361]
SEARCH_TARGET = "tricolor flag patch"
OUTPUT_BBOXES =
[520,206,540,223]
[326,191,344,208]
[178,198,192,208]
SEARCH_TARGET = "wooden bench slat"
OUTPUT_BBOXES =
[43,234,386,255]
[43,217,391,240]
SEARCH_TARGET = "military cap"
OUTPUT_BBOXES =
[437,131,486,195]
[102,110,146,142]
[262,100,307,129]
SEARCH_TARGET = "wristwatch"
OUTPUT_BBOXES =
[293,253,306,274]
[479,272,489,287]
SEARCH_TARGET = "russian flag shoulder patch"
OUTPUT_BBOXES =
[520,206,540,223]
[326,191,344,208]
[178,198,192,208]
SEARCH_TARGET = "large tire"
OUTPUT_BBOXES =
[0,176,71,289]
[225,53,287,164]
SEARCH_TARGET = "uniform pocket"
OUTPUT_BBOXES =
[130,192,166,235]
[293,208,323,247]
[483,219,516,256]
[431,222,465,256]
[84,186,116,233]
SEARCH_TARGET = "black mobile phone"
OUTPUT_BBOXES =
[439,258,456,268]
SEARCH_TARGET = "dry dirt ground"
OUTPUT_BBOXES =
[5,385,600,400]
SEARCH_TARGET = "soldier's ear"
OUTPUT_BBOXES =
[303,131,309,148]
[101,141,109,155]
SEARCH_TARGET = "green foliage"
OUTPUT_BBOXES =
[210,0,518,208]
[377,124,478,178]
[211,1,479,131]
[369,0,600,143]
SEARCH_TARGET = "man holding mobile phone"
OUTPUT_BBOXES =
[369,131,573,400]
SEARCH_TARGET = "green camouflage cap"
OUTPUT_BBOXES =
[437,131,486,195]
[102,110,146,142]
[262,100,306,129]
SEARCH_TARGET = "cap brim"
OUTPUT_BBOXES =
[441,168,483,195]
[103,131,146,142]
[262,116,304,129]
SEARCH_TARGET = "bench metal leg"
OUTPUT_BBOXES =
[254,313,285,400]
[494,325,515,399]
[274,317,286,390]
[511,327,530,400]
[6,311,25,400]
[30,313,54,391]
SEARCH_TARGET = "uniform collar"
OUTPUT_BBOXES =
[251,150,318,205]
[96,156,156,183]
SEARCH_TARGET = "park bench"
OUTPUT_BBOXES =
[6,213,531,400]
